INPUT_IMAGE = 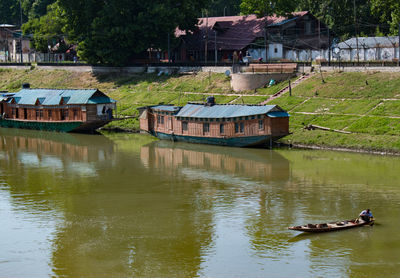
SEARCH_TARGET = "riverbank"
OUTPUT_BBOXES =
[0,68,399,153]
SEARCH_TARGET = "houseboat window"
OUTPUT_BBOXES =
[239,117,242,120]
[12,108,15,116]
[35,109,40,119]
[48,110,52,118]
[161,116,164,124]
[251,116,255,119]
[73,109,78,118]
[235,122,244,133]
[259,120,264,130]
[64,109,69,118]
[39,109,43,118]
[182,121,188,131]
[245,116,248,120]
[203,123,210,133]
[210,118,214,122]
[220,123,224,134]
[257,115,262,119]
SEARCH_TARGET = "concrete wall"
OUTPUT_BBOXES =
[231,73,294,92]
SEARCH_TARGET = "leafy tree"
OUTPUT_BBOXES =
[58,0,210,65]
[22,2,67,52]
[207,0,241,16]
[0,0,22,25]
[240,0,298,17]
[371,0,400,35]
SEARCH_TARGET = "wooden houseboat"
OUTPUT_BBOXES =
[139,97,289,147]
[0,86,116,133]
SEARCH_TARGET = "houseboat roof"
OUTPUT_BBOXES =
[175,103,288,118]
[9,89,116,105]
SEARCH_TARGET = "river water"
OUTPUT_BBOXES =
[0,128,399,278]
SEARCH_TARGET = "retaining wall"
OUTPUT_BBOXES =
[231,73,295,92]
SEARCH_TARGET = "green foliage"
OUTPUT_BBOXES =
[240,0,297,17]
[371,0,400,35]
[207,0,241,16]
[57,0,210,65]
[22,2,67,52]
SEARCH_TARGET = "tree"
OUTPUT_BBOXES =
[207,0,241,16]
[57,0,210,65]
[371,0,400,35]
[22,2,67,52]
[240,0,298,17]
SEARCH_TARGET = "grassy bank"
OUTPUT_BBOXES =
[269,71,400,153]
[1,68,399,153]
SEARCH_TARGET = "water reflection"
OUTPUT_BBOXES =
[1,130,400,277]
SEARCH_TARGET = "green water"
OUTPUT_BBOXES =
[0,128,399,277]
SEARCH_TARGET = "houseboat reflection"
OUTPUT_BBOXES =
[140,140,290,183]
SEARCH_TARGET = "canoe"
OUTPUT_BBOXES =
[288,218,374,233]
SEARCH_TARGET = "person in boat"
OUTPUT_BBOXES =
[359,209,373,222]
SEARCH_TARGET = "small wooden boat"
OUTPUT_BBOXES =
[288,218,374,233]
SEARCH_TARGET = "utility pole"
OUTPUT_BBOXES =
[214,30,217,66]
[353,0,359,64]
[167,33,170,63]
[263,29,267,62]
[328,28,331,66]
[19,0,23,63]
[205,11,208,64]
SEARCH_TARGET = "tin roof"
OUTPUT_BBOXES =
[9,89,115,105]
[338,36,399,49]
[151,105,182,112]
[175,12,309,51]
[175,104,285,118]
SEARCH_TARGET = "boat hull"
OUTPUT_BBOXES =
[152,131,280,147]
[0,119,110,133]
[288,219,374,233]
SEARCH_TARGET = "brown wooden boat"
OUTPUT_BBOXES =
[288,218,375,233]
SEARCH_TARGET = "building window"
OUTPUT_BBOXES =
[305,21,312,34]
[258,120,264,130]
[203,123,210,133]
[48,110,52,118]
[220,123,224,134]
[157,115,164,125]
[64,109,69,119]
[39,109,43,118]
[235,122,244,133]
[36,109,40,119]
[73,109,78,119]
[182,121,188,131]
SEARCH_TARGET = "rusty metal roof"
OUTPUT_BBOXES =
[176,104,285,118]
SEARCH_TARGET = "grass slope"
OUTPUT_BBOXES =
[269,71,400,153]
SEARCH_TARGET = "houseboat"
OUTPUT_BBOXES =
[0,85,116,133]
[139,97,290,147]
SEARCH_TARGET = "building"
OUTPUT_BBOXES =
[174,11,331,63]
[0,24,31,62]
[0,86,116,132]
[139,97,289,147]
[336,36,400,62]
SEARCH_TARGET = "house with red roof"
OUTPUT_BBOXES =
[173,11,331,63]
